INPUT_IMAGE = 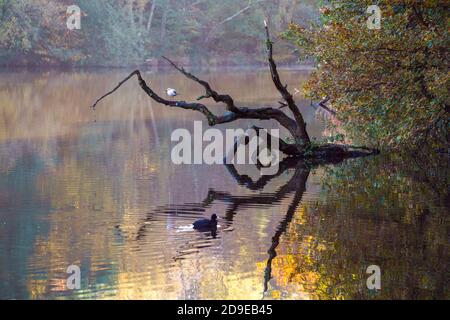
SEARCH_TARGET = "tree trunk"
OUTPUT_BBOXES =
[160,1,168,43]
[146,0,156,32]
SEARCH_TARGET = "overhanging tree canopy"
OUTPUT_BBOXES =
[285,0,449,149]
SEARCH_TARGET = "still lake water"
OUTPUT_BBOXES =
[0,68,448,299]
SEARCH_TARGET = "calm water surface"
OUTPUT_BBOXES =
[0,69,448,299]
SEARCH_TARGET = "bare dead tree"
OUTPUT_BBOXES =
[91,23,378,159]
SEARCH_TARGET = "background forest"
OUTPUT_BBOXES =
[0,0,319,66]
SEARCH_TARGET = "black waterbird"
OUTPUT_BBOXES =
[193,214,218,230]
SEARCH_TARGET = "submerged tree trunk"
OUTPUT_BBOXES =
[91,23,379,160]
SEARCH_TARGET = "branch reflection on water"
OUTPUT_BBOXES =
[126,154,375,296]
[122,149,449,299]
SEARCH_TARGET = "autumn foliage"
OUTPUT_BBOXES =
[285,0,449,149]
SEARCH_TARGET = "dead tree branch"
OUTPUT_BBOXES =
[91,24,379,159]
[264,21,310,148]
[311,96,337,116]
[161,56,238,112]
[91,68,301,156]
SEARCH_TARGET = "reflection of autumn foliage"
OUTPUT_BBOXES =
[1,68,447,298]
[213,157,377,300]
[257,204,357,300]
[0,70,314,142]
[263,154,449,299]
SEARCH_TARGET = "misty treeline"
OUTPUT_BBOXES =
[0,0,319,67]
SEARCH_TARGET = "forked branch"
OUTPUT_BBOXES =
[91,70,222,126]
[90,68,299,151]
[161,56,238,112]
[90,23,379,158]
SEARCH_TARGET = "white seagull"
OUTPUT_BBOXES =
[166,88,178,97]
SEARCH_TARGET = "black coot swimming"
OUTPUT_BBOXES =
[193,214,217,230]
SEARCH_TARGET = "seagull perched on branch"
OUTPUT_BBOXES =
[166,88,178,97]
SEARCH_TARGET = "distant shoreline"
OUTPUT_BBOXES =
[0,63,316,73]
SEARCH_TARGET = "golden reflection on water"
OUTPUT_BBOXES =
[0,69,320,141]
[0,69,448,300]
